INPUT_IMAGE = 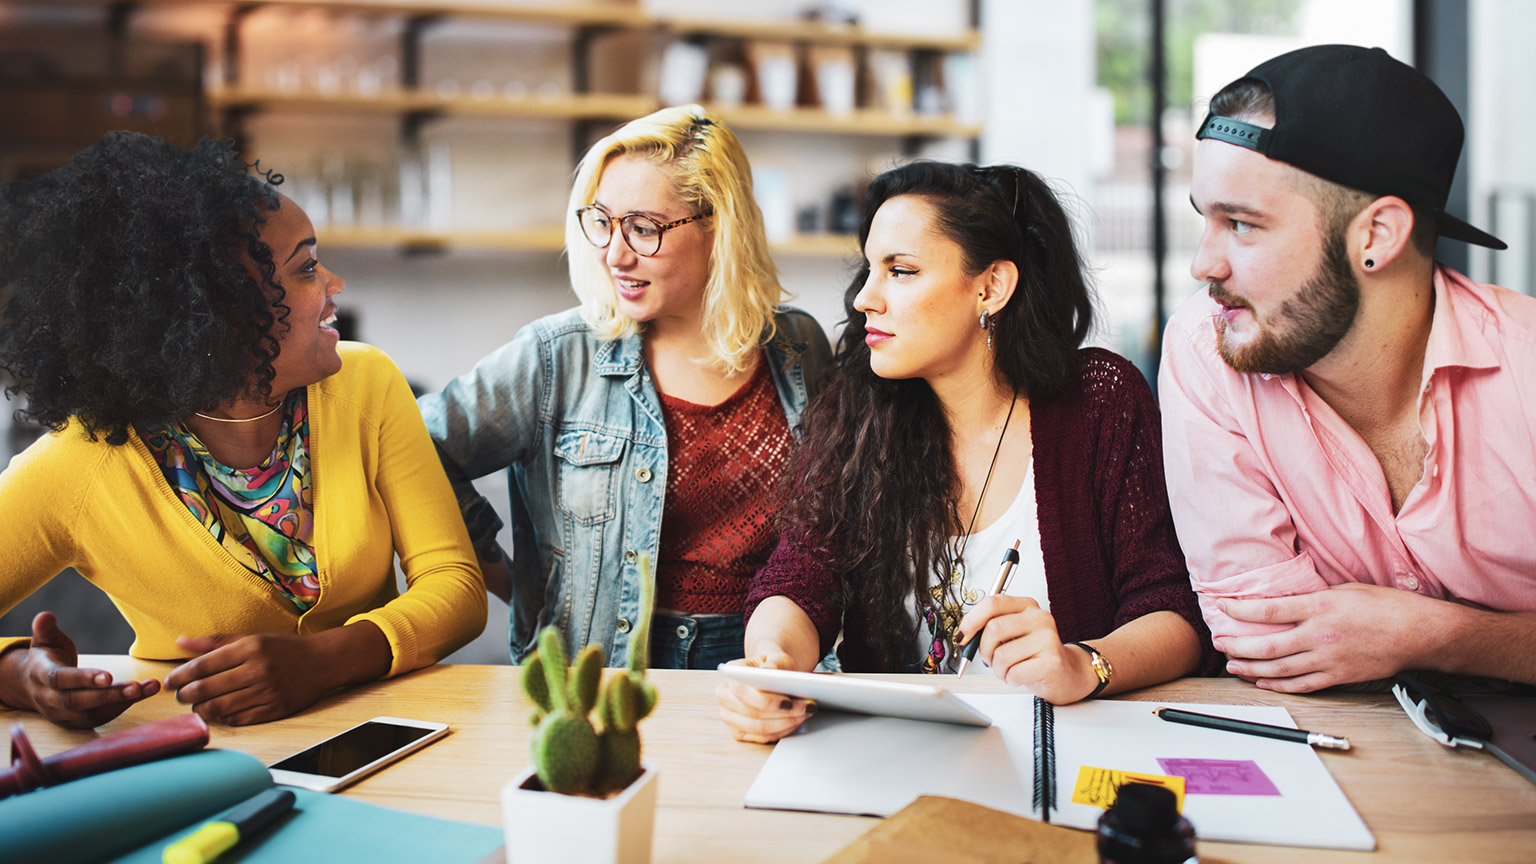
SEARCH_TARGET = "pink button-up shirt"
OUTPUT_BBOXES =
[1159,265,1536,641]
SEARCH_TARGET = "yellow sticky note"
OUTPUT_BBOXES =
[1070,766,1186,812]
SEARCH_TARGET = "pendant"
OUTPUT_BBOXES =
[950,563,964,583]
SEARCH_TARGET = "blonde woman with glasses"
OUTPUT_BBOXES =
[420,105,831,669]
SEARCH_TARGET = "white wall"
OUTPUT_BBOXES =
[1470,0,1536,294]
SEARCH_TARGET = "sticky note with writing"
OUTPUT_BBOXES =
[1156,758,1281,796]
[1070,766,1186,811]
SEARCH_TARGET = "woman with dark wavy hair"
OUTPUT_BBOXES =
[0,132,484,729]
[718,161,1214,742]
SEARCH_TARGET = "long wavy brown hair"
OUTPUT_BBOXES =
[782,161,1096,669]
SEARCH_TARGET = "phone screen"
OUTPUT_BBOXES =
[269,721,436,778]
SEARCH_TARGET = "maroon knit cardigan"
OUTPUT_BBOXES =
[745,348,1219,675]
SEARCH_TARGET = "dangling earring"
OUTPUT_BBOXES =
[979,310,989,330]
[1364,259,1375,269]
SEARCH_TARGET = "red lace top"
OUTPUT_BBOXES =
[657,359,791,614]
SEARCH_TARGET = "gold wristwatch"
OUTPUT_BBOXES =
[1067,641,1113,698]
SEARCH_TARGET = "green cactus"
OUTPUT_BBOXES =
[520,556,660,797]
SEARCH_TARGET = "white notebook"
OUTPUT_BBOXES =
[744,695,1375,851]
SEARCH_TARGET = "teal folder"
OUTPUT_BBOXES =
[0,749,502,864]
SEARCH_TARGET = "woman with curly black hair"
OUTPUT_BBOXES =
[718,161,1216,742]
[0,132,485,729]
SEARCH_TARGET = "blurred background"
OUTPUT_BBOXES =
[2,0,1532,663]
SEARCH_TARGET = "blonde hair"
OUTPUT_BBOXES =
[566,104,784,373]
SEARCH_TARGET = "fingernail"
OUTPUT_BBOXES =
[1226,661,1239,673]
[123,684,138,698]
[1214,639,1226,652]
[779,699,793,711]
[1217,600,1227,612]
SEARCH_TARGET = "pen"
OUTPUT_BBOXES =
[1153,707,1351,750]
[163,787,296,864]
[956,539,1021,678]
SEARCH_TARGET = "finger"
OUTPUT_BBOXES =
[1225,650,1319,682]
[717,702,812,742]
[1218,629,1313,662]
[988,631,1063,688]
[1218,596,1312,626]
[175,634,242,655]
[211,697,282,727]
[165,639,251,689]
[35,681,146,714]
[957,595,1039,644]
[1253,671,1336,693]
[715,678,812,718]
[173,662,259,707]
[37,665,114,691]
[29,612,78,658]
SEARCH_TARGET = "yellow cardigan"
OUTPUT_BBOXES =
[0,343,485,677]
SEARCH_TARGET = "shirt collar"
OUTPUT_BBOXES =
[1422,263,1500,380]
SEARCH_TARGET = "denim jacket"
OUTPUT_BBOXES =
[419,306,832,664]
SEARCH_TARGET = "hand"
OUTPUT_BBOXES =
[0,612,159,729]
[957,596,1097,704]
[715,654,816,744]
[1217,583,1442,692]
[165,632,340,726]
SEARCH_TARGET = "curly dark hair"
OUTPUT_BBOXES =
[0,131,285,445]
[782,160,1097,669]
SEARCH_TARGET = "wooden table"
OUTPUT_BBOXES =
[11,658,1536,862]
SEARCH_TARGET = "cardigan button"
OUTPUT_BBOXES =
[635,466,652,483]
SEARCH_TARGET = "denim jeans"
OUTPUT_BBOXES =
[649,613,746,670]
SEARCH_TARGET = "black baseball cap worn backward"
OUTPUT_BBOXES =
[1197,44,1507,250]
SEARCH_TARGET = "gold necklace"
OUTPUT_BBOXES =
[193,403,282,423]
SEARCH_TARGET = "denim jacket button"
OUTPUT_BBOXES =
[624,549,638,564]
[635,466,652,483]
[617,618,632,634]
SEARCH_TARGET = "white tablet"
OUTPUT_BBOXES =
[718,665,993,727]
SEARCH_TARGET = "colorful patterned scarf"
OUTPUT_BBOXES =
[143,390,319,611]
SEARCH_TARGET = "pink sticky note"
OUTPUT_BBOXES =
[1156,758,1281,796]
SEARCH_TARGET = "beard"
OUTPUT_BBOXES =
[1212,230,1360,375]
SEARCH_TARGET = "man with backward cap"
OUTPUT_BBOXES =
[1160,44,1536,692]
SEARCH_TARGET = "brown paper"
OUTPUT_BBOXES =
[823,795,1097,864]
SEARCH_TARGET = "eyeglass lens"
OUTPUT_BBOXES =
[578,207,665,257]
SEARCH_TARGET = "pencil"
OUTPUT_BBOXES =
[956,539,1021,678]
[1153,707,1351,750]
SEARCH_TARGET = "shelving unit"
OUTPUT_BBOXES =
[44,0,980,257]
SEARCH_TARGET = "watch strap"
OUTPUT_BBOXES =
[1066,641,1112,699]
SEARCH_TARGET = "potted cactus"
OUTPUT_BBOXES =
[502,558,660,864]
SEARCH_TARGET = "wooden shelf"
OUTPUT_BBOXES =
[660,17,980,53]
[207,87,657,121]
[319,225,567,252]
[51,0,647,27]
[319,226,859,257]
[773,233,858,257]
[707,104,979,138]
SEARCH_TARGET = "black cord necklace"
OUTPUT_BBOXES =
[949,391,1019,583]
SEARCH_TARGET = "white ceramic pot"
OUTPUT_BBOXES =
[501,763,658,864]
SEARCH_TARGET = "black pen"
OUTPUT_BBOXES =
[956,539,1021,678]
[1153,706,1351,750]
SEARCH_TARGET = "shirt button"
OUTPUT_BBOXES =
[624,550,638,564]
[616,618,632,634]
[635,466,652,483]
[1405,576,1419,591]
